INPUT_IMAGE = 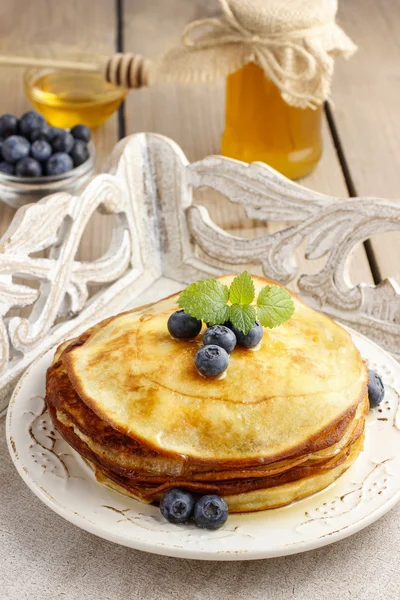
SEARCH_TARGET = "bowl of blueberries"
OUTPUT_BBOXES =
[0,111,95,209]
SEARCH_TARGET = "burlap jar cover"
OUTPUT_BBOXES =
[154,0,357,109]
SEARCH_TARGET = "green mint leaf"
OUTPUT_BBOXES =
[257,285,295,328]
[229,304,257,334]
[178,279,230,325]
[228,271,255,305]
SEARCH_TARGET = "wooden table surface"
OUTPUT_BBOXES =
[1,2,399,599]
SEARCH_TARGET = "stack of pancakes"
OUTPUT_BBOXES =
[46,276,368,512]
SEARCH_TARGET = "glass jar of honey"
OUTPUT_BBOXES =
[157,0,357,181]
[221,62,323,180]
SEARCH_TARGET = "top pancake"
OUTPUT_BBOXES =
[63,275,367,464]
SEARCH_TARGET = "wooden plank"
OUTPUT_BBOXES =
[332,0,400,282]
[0,0,119,261]
[123,0,373,288]
[122,0,224,161]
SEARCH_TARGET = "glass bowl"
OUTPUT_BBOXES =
[24,68,128,129]
[0,142,96,209]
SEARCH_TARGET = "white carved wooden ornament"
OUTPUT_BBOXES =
[0,133,399,410]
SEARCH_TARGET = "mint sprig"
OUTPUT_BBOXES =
[230,303,257,334]
[228,270,255,305]
[178,271,295,334]
[257,285,295,329]
[177,278,230,324]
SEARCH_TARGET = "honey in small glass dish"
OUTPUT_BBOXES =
[24,68,128,129]
[221,63,323,180]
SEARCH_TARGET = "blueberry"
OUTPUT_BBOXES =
[70,140,89,167]
[0,161,15,175]
[70,123,91,143]
[31,140,52,162]
[203,325,236,353]
[30,124,50,142]
[46,126,61,141]
[230,320,263,349]
[207,320,232,329]
[15,156,42,177]
[46,152,73,176]
[194,345,229,378]
[51,130,74,153]
[194,495,228,530]
[167,310,202,339]
[2,135,30,163]
[0,114,18,138]
[18,111,46,137]
[368,369,385,408]
[160,488,195,524]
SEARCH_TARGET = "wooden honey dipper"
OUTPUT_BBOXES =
[0,53,152,89]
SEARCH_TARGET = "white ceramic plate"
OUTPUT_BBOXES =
[6,328,400,561]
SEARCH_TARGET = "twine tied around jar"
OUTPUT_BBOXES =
[155,0,357,108]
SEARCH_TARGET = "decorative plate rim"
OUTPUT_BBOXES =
[6,325,400,561]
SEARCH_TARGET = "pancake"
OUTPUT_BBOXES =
[45,275,368,512]
[85,435,362,513]
[46,359,368,480]
[52,403,365,486]
[48,402,365,509]
[63,275,367,465]
[225,435,364,512]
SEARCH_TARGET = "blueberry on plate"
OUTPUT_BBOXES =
[51,130,75,153]
[203,325,236,353]
[18,111,46,137]
[231,320,263,349]
[70,123,91,143]
[15,156,42,177]
[160,488,195,524]
[46,152,73,176]
[0,114,18,138]
[70,139,89,167]
[368,369,385,408]
[194,345,229,378]
[30,124,50,142]
[167,310,202,339]
[0,161,14,175]
[194,494,228,530]
[2,135,30,163]
[31,140,52,162]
